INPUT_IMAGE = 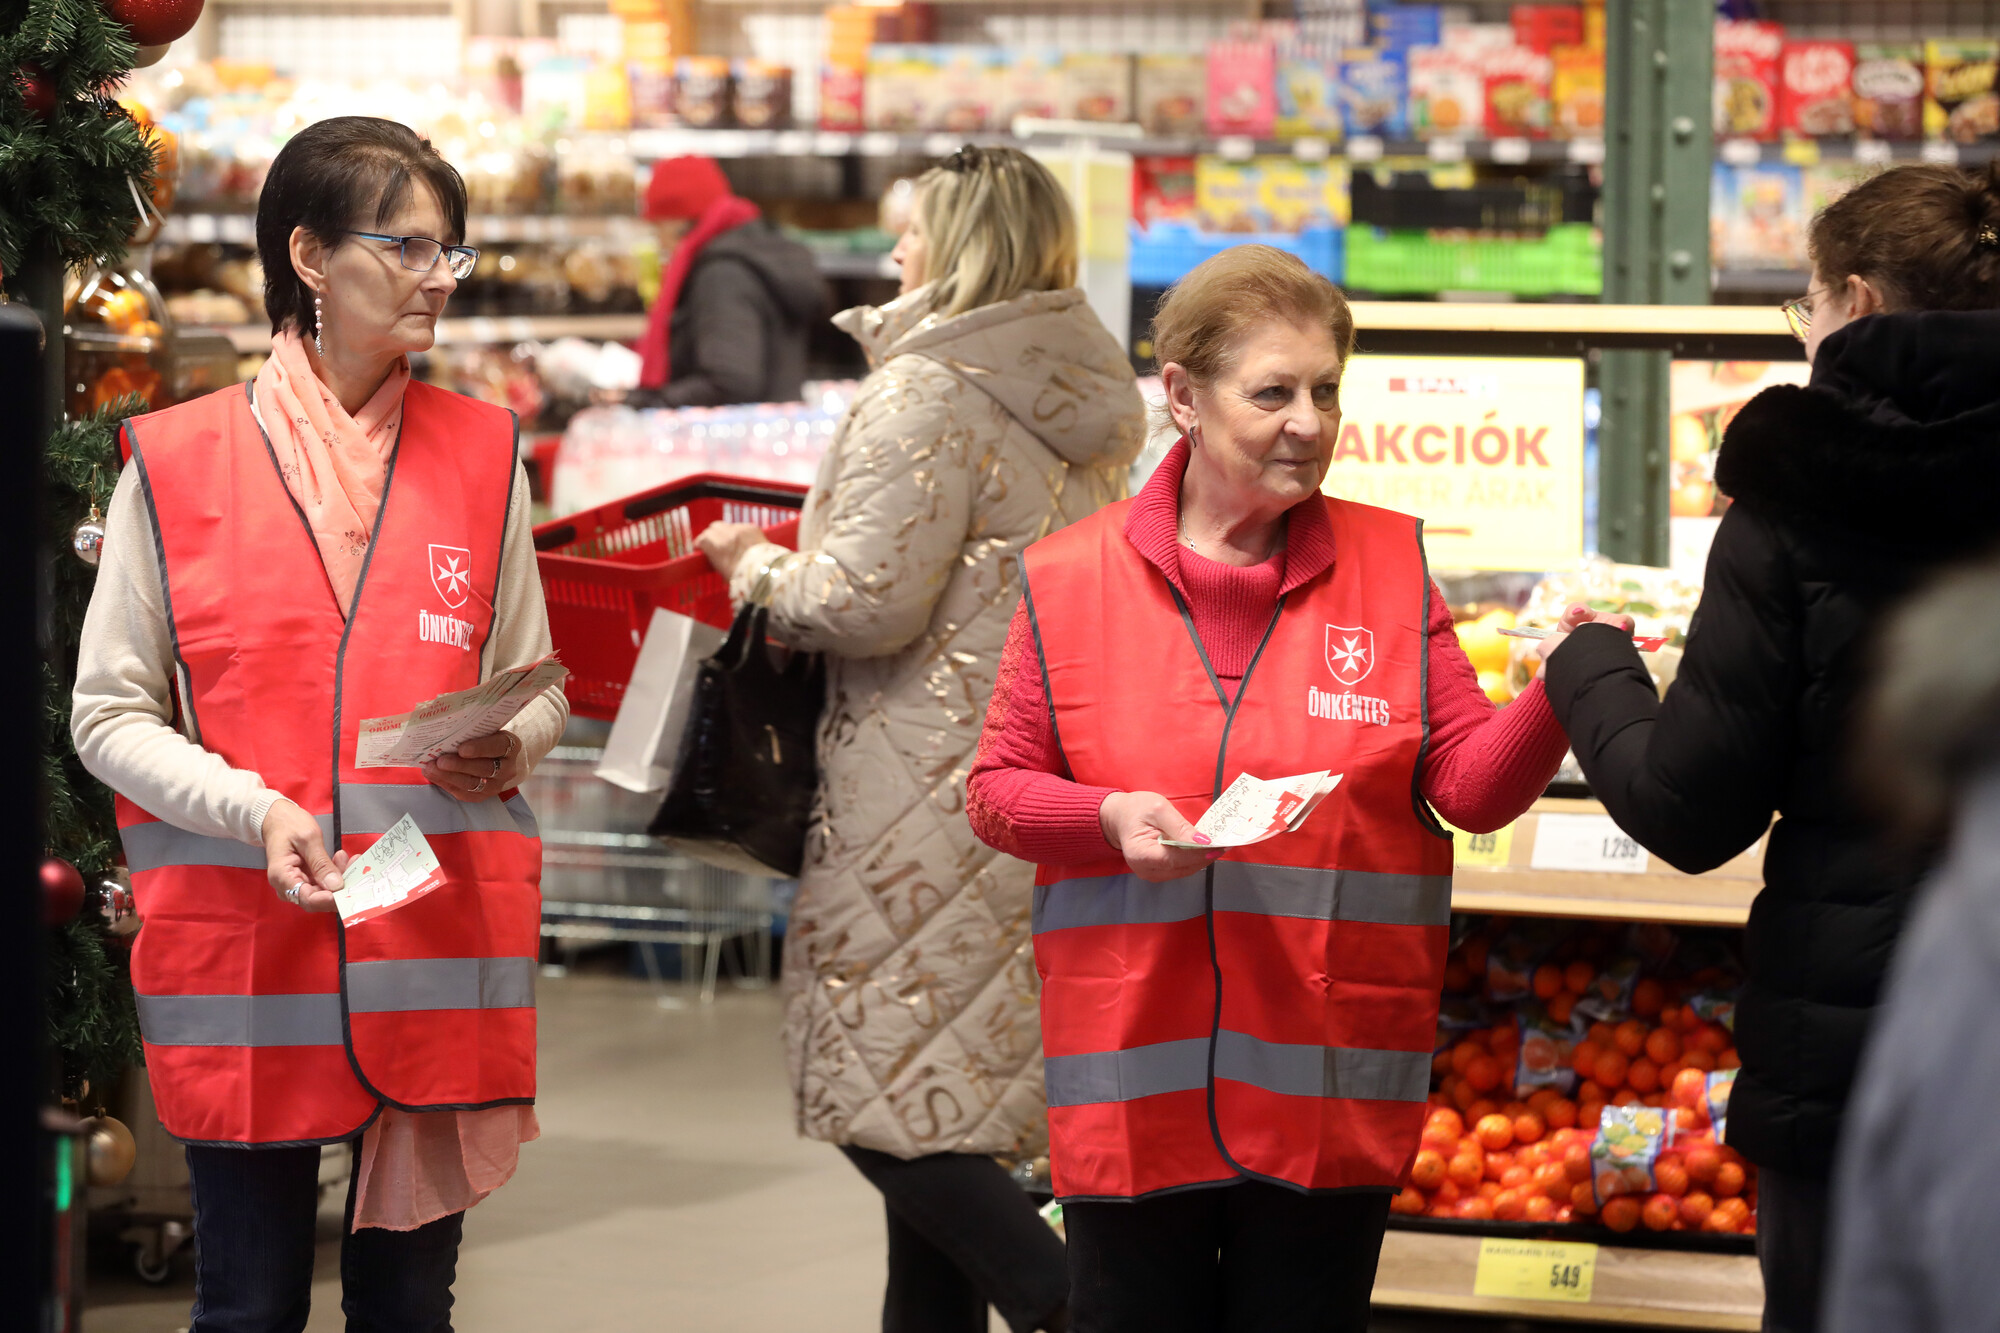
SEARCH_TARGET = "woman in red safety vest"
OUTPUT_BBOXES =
[966,247,1612,1332]
[71,117,567,1332]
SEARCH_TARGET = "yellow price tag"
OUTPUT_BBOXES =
[1449,821,1515,867]
[1781,138,1822,166]
[1473,1237,1597,1303]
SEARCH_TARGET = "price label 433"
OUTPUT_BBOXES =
[1473,1237,1598,1303]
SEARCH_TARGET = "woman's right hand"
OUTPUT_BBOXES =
[1100,791,1221,883]
[262,798,345,912]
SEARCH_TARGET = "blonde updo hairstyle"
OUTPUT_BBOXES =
[1151,246,1356,400]
[911,145,1078,319]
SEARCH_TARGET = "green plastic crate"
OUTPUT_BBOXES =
[1344,223,1602,297]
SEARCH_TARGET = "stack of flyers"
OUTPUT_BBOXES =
[1162,770,1343,849]
[331,813,446,926]
[357,653,568,768]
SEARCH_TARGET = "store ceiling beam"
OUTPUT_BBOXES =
[1597,0,1713,569]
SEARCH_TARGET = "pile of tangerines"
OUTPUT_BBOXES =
[1392,957,1757,1234]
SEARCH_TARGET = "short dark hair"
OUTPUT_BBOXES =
[1810,160,2000,312]
[256,116,469,336]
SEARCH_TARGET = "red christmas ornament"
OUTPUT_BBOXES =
[101,0,205,49]
[41,857,86,926]
[18,65,57,119]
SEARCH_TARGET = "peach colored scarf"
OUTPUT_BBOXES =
[251,330,409,617]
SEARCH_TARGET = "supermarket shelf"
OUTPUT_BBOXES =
[1712,268,1810,296]
[1448,798,1762,928]
[813,250,901,280]
[215,313,647,354]
[1375,1228,1762,1330]
[1719,136,2000,169]
[616,125,1607,164]
[1351,301,1801,360]
[160,212,655,246]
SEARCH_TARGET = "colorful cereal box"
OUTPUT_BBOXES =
[995,49,1063,125]
[1552,43,1604,138]
[1778,40,1854,137]
[1136,54,1206,137]
[818,63,866,131]
[1258,157,1350,230]
[1511,3,1583,55]
[1062,53,1133,124]
[1852,42,1923,140]
[1408,44,1484,139]
[1206,39,1278,137]
[1131,155,1197,227]
[1710,162,1804,271]
[1338,47,1408,137]
[1925,39,2000,144]
[1714,20,1784,141]
[1195,155,1269,232]
[1484,43,1554,138]
[1370,3,1440,53]
[863,45,939,131]
[1275,44,1345,138]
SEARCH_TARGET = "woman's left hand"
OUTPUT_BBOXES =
[424,730,526,802]
[695,521,767,578]
[1536,603,1638,661]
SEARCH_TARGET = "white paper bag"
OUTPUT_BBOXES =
[596,607,728,794]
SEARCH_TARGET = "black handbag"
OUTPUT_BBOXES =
[648,602,824,877]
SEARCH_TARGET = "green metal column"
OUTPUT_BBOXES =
[1598,0,1712,566]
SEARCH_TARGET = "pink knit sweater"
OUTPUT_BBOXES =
[966,441,1568,864]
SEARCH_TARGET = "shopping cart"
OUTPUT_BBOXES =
[532,474,808,720]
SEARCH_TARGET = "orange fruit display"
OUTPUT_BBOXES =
[1679,1191,1715,1228]
[1475,1114,1516,1151]
[1544,1097,1578,1131]
[1493,1188,1528,1221]
[1564,961,1596,994]
[1672,1068,1710,1109]
[1512,1111,1546,1145]
[1653,1159,1689,1198]
[1641,1194,1679,1231]
[1683,1145,1722,1185]
[1631,978,1666,1017]
[1600,1196,1642,1232]
[1594,1050,1630,1089]
[1410,1149,1448,1191]
[1613,1020,1648,1058]
[1465,1055,1505,1093]
[1627,1057,1661,1095]
[1713,1162,1747,1198]
[1458,1197,1495,1220]
[1645,1027,1682,1065]
[1447,1153,1485,1189]
[1392,1187,1426,1214]
[1484,1152,1515,1182]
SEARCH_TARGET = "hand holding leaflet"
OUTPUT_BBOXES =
[331,813,445,925]
[1160,770,1343,849]
[357,653,568,768]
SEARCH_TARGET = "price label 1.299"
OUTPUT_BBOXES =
[1529,813,1651,875]
[1472,1237,1598,1303]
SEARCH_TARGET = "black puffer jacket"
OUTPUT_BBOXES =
[1545,310,2000,1180]
[661,219,829,407]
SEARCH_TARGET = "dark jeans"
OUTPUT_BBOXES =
[1756,1166,1828,1333]
[840,1144,1070,1333]
[1065,1180,1391,1333]
[185,1142,463,1333]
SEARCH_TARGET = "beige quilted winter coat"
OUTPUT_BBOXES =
[727,286,1145,1159]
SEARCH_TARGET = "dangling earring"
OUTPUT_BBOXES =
[1188,423,1202,449]
[314,290,325,358]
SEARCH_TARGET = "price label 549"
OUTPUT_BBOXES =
[1473,1237,1598,1303]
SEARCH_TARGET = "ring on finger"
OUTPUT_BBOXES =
[286,882,305,905]
[473,776,487,792]
[489,757,502,778]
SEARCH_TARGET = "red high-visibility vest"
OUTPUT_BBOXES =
[1022,494,1454,1201]
[114,381,542,1146]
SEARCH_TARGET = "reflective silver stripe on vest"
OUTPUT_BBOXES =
[1032,872,1206,935]
[346,956,535,1013]
[1033,862,1451,934]
[120,787,538,873]
[121,814,337,874]
[1044,1037,1210,1107]
[136,992,345,1047]
[1214,1030,1430,1103]
[1044,1032,1429,1106]
[337,784,540,840]
[1211,863,1452,928]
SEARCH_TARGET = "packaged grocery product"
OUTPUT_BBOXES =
[1591,1104,1668,1204]
[1852,43,1924,140]
[994,49,1062,125]
[1484,43,1553,138]
[1275,45,1344,138]
[1511,4,1583,55]
[1207,39,1278,137]
[1704,1069,1736,1143]
[819,63,866,131]
[1259,158,1346,231]
[1924,39,2000,144]
[933,46,1000,132]
[1506,555,1703,699]
[1062,53,1133,124]
[1515,1004,1581,1097]
[672,56,732,128]
[1338,47,1408,137]
[1443,23,1515,56]
[1713,20,1783,141]
[1778,40,1853,137]
[730,60,792,128]
[1551,43,1604,137]
[1370,3,1440,53]
[1135,54,1205,137]
[864,45,940,131]
[1805,160,1879,217]
[1195,155,1268,231]
[1132,155,1197,226]
[1710,161,1804,269]
[1408,44,1483,139]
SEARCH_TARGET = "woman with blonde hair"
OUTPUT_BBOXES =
[695,144,1144,1333]
[968,245,1593,1331]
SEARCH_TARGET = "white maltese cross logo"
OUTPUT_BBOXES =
[1325,625,1375,686]
[429,544,472,610]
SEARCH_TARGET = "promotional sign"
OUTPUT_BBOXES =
[1667,359,1808,575]
[1323,355,1586,572]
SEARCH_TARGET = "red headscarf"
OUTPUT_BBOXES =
[637,156,761,389]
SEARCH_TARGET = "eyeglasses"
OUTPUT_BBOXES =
[1780,287,1827,342]
[343,231,480,280]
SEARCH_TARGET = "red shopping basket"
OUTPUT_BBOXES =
[533,473,808,720]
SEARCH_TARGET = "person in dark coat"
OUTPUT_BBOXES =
[1538,161,2000,1333]
[635,154,829,406]
[1824,555,2000,1333]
